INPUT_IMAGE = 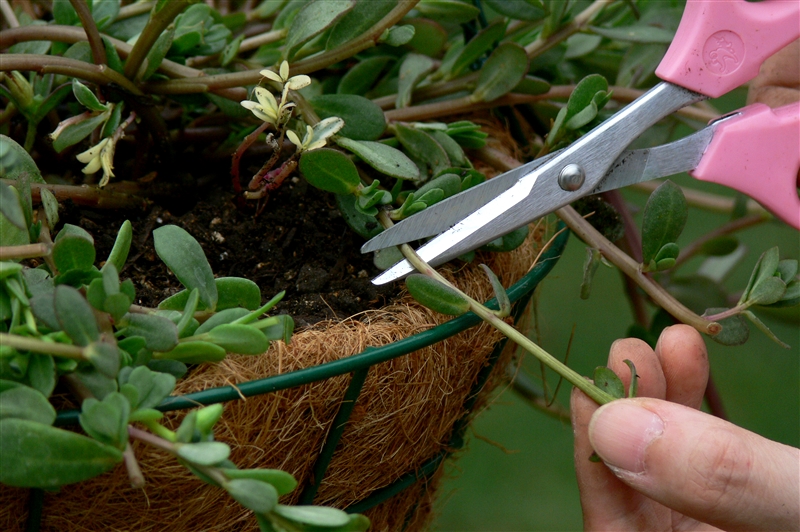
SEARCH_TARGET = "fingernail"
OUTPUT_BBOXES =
[588,401,664,473]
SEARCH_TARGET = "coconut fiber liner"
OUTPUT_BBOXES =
[1,218,555,532]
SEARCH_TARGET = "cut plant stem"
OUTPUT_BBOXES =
[375,206,617,406]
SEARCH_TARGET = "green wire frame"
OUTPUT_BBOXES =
[48,227,569,521]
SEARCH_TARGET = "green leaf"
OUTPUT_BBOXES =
[706,307,749,346]
[396,53,435,109]
[547,74,609,146]
[743,310,790,348]
[428,131,466,167]
[175,288,200,338]
[140,24,175,81]
[74,365,118,399]
[273,504,351,527]
[79,392,130,449]
[53,0,80,25]
[449,21,507,80]
[512,75,551,96]
[747,276,787,306]
[156,341,227,364]
[623,359,638,398]
[221,34,244,67]
[381,24,416,47]
[334,193,382,240]
[26,354,56,397]
[483,0,544,21]
[153,225,218,311]
[580,247,601,300]
[72,80,108,113]
[473,43,529,103]
[54,285,99,346]
[776,259,799,283]
[334,137,419,180]
[128,408,163,424]
[177,441,231,466]
[480,264,510,317]
[158,277,261,311]
[120,313,179,352]
[225,478,279,513]
[0,383,56,424]
[195,403,223,435]
[0,183,27,230]
[415,0,480,23]
[39,187,60,229]
[85,341,122,378]
[309,94,385,141]
[481,225,529,252]
[406,274,470,316]
[52,111,109,153]
[52,235,96,275]
[222,468,298,496]
[395,124,449,177]
[565,33,602,59]
[640,180,687,267]
[194,308,250,336]
[741,247,780,303]
[0,135,45,183]
[284,0,355,60]
[593,366,624,399]
[327,0,396,50]
[337,56,395,95]
[203,324,269,355]
[415,173,461,200]
[92,0,121,30]
[105,292,132,323]
[0,418,121,488]
[405,18,446,56]
[257,314,294,344]
[589,24,674,44]
[299,148,360,195]
[118,365,176,410]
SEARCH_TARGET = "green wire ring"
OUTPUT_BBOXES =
[47,226,569,521]
[56,227,568,425]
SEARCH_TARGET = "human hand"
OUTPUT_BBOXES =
[747,40,800,107]
[571,325,800,531]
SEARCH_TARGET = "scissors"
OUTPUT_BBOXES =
[362,0,800,285]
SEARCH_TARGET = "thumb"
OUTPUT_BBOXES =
[588,398,799,532]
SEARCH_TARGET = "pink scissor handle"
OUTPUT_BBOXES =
[656,0,800,98]
[691,102,800,229]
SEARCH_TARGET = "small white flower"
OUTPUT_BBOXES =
[287,117,345,153]
[241,86,280,125]
[76,137,115,186]
[260,60,311,91]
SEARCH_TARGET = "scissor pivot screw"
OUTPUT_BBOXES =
[558,164,585,191]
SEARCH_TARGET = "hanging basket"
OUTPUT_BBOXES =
[1,224,568,532]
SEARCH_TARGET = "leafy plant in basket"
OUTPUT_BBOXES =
[0,140,370,530]
[0,0,798,529]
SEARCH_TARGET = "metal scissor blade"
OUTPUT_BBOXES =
[372,82,706,285]
[372,161,572,284]
[360,150,564,253]
[592,123,719,194]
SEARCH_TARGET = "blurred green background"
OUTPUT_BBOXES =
[431,91,799,530]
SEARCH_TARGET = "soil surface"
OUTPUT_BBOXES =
[60,178,398,328]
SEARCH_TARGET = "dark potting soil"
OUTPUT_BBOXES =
[59,178,399,328]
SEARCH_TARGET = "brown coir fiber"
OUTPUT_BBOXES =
[0,229,550,532]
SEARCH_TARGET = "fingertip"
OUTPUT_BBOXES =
[655,325,709,408]
[608,337,665,399]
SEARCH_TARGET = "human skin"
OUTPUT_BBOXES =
[571,325,799,531]
[571,40,800,532]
